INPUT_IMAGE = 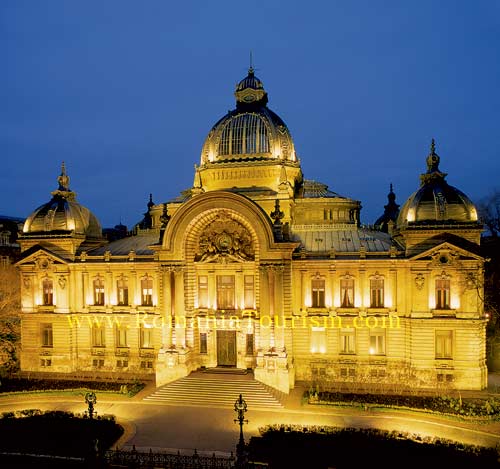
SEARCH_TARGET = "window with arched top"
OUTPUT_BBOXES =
[42,278,53,306]
[218,114,270,156]
[93,277,105,306]
[141,276,153,306]
[116,276,128,306]
[340,277,354,308]
[369,275,384,308]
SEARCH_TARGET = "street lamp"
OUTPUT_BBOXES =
[234,394,248,465]
[85,391,97,419]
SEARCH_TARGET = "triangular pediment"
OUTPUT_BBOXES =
[16,245,69,267]
[409,241,483,262]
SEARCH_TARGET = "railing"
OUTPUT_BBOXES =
[105,448,235,468]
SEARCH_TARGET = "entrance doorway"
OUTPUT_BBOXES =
[217,330,237,367]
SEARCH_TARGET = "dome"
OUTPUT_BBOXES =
[397,141,478,226]
[200,68,297,164]
[23,163,102,239]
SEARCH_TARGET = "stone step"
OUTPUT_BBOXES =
[144,373,283,409]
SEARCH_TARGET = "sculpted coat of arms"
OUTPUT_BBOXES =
[195,212,254,263]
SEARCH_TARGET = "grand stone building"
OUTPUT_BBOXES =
[16,68,487,392]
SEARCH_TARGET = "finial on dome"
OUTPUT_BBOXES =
[430,138,436,155]
[426,137,441,172]
[147,193,154,210]
[58,161,70,191]
[390,183,394,193]
[249,51,254,75]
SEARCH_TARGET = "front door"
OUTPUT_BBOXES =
[217,330,237,367]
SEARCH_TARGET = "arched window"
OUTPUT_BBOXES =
[370,276,384,308]
[340,277,354,308]
[116,276,128,306]
[42,278,53,306]
[93,277,105,306]
[141,276,153,306]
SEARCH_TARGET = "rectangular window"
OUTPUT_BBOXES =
[340,278,354,308]
[42,278,53,306]
[435,330,453,359]
[140,326,153,349]
[92,326,105,347]
[116,360,128,368]
[140,360,153,369]
[369,331,385,355]
[117,277,129,306]
[340,328,356,354]
[198,276,208,308]
[41,324,53,347]
[246,333,254,356]
[435,279,450,309]
[244,275,254,309]
[217,275,235,310]
[311,278,326,308]
[92,359,104,368]
[93,278,105,306]
[40,358,52,367]
[200,332,207,354]
[116,326,128,348]
[310,327,326,354]
[370,278,384,308]
[141,277,153,306]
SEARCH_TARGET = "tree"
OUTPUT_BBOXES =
[0,264,21,373]
[477,190,500,237]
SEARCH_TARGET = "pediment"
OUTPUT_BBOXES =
[409,241,483,264]
[16,246,69,268]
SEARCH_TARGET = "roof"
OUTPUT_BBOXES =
[298,180,344,199]
[87,233,158,256]
[291,227,392,253]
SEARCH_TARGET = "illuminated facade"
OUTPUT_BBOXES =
[16,69,487,392]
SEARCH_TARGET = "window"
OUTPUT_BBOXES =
[0,256,9,267]
[244,275,254,309]
[340,278,354,308]
[435,279,450,309]
[41,324,53,347]
[369,331,385,355]
[40,359,52,367]
[117,277,129,306]
[218,114,270,156]
[42,278,53,306]
[200,332,208,354]
[140,326,153,348]
[340,328,356,354]
[92,326,105,347]
[217,275,235,310]
[116,360,128,368]
[141,276,153,306]
[93,277,105,306]
[0,231,10,245]
[198,276,208,308]
[370,278,384,308]
[435,330,453,359]
[310,327,326,354]
[311,278,325,308]
[116,326,128,348]
[140,360,153,369]
[93,359,104,368]
[246,333,254,356]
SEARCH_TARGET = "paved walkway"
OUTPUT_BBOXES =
[0,373,499,454]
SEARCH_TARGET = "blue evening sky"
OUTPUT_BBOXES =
[2,1,499,229]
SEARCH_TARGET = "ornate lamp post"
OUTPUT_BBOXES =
[234,394,248,466]
[85,391,97,419]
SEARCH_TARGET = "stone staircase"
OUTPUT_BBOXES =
[144,371,284,409]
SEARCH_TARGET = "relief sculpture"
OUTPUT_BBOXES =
[195,212,254,263]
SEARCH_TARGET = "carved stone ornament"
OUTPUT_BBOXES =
[431,249,459,266]
[415,273,425,290]
[36,256,53,270]
[58,276,67,289]
[23,276,31,290]
[195,212,254,263]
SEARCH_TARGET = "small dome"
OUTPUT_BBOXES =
[200,69,296,164]
[397,141,478,226]
[23,163,102,238]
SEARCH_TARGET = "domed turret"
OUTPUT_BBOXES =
[375,184,400,233]
[23,163,102,239]
[200,68,297,165]
[397,140,478,226]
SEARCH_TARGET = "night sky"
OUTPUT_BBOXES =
[2,1,499,229]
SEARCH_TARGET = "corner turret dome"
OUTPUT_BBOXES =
[397,140,478,226]
[23,163,102,238]
[200,68,297,164]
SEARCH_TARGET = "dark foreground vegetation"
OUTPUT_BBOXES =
[250,425,500,469]
[305,389,500,418]
[0,377,144,396]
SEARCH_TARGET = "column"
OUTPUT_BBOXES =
[174,268,186,348]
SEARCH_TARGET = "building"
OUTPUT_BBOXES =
[16,68,487,391]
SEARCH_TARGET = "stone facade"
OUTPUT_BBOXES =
[16,69,487,392]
